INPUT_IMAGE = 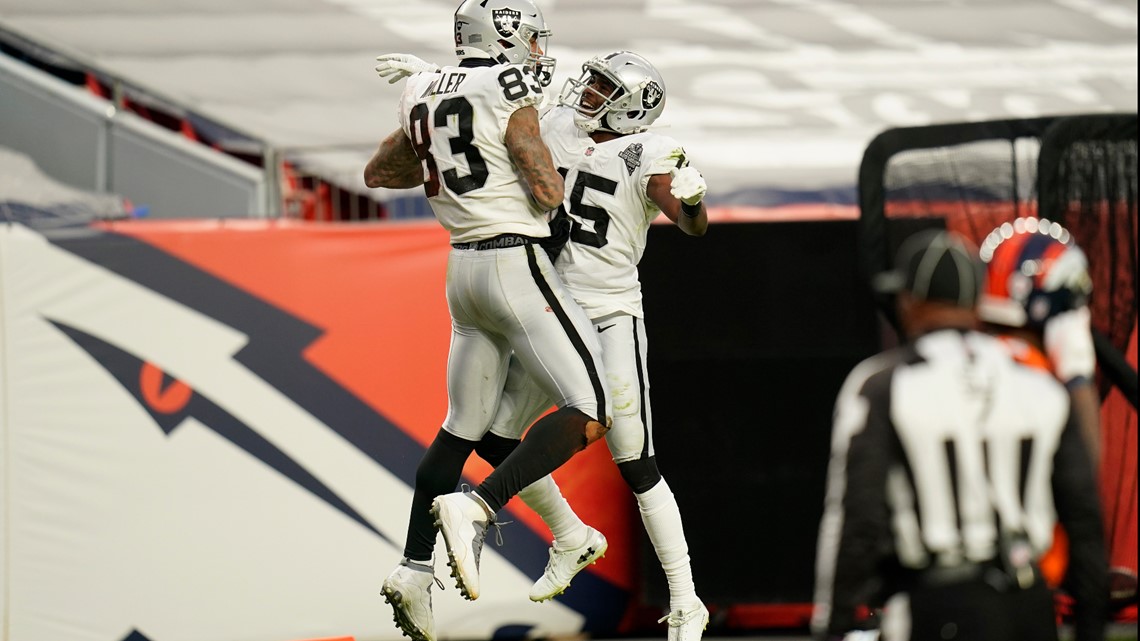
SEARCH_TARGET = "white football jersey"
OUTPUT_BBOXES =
[398,63,551,243]
[541,106,687,319]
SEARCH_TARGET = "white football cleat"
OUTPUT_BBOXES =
[381,560,438,641]
[660,602,710,641]
[431,491,493,601]
[529,526,608,602]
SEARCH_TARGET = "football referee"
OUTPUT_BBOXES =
[812,230,1108,641]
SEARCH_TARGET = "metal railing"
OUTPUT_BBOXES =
[1,22,427,222]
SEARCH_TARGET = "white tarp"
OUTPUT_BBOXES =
[0,147,127,221]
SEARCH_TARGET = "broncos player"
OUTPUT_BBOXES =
[364,1,613,639]
[376,49,711,640]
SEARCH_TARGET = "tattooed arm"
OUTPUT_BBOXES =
[505,106,564,211]
[363,128,424,189]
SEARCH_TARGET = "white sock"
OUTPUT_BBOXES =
[405,556,433,570]
[517,475,589,550]
[637,479,699,611]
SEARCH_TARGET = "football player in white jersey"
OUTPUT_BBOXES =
[364,2,612,639]
[376,49,712,640]
[511,50,711,640]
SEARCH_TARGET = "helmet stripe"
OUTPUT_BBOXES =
[1036,239,1068,288]
[1014,231,1058,287]
[986,229,1033,297]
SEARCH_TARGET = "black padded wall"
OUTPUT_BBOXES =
[637,220,880,606]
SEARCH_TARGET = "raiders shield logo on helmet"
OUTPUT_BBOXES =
[642,81,664,110]
[492,8,521,38]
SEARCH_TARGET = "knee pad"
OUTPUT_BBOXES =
[475,432,520,468]
[617,456,662,494]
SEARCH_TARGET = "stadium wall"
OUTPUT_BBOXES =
[0,55,267,219]
[0,217,636,641]
[0,213,885,640]
[638,221,881,620]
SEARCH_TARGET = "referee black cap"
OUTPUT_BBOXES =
[873,229,984,308]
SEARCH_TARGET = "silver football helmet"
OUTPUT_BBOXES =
[453,0,555,85]
[559,51,667,134]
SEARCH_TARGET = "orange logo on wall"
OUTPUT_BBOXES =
[139,362,192,414]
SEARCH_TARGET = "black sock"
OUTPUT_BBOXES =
[403,430,477,561]
[475,407,590,513]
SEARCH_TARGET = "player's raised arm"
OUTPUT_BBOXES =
[506,106,565,211]
[363,127,423,189]
[648,165,708,236]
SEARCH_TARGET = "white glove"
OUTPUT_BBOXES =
[843,632,881,641]
[375,53,439,84]
[1044,306,1097,385]
[669,166,707,206]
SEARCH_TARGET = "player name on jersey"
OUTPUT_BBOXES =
[422,72,468,98]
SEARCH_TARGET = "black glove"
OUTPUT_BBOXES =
[540,206,571,262]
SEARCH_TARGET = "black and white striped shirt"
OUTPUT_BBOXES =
[812,328,1106,640]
